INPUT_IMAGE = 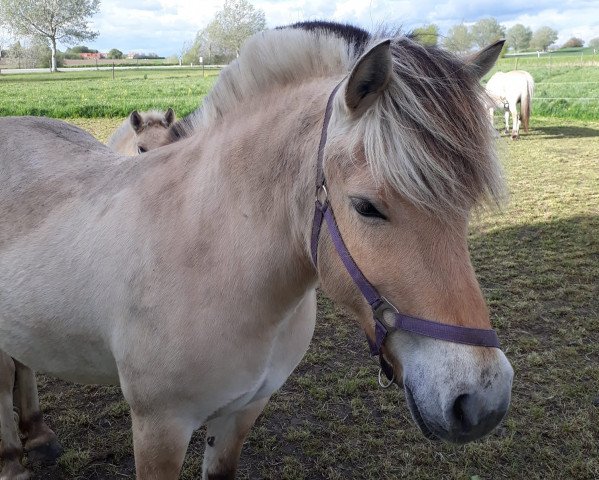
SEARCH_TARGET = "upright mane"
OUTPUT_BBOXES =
[173,23,504,215]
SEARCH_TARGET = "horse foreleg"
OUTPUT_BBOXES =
[503,109,510,134]
[511,107,520,139]
[0,352,29,480]
[202,396,270,480]
[13,361,62,466]
[131,409,194,480]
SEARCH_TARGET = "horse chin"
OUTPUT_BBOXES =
[403,385,440,442]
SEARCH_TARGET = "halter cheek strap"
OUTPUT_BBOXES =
[310,83,501,373]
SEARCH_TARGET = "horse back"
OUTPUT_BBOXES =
[0,116,120,249]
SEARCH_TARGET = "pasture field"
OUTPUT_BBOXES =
[0,68,219,118]
[1,60,599,120]
[13,116,595,479]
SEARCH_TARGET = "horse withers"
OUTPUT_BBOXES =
[107,108,176,155]
[486,70,535,139]
[0,24,513,480]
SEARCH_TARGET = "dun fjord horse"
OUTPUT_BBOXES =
[0,24,513,480]
[107,108,176,155]
[486,70,534,139]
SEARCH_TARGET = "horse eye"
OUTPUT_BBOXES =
[351,197,387,220]
[138,146,147,154]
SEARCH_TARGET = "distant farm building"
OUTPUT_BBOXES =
[80,52,106,59]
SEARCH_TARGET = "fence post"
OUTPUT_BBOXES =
[515,57,519,70]
[112,62,115,80]
[580,51,584,67]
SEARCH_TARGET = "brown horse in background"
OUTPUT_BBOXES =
[107,108,175,155]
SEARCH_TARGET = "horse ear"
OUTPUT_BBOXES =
[130,111,143,133]
[165,108,175,126]
[344,39,392,116]
[467,40,505,79]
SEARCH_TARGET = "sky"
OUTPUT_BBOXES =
[77,0,599,56]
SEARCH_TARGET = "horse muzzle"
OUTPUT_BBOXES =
[395,338,514,444]
[405,382,511,443]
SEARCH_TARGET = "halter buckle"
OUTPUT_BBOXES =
[373,296,399,328]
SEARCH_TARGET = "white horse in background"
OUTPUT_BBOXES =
[486,70,534,139]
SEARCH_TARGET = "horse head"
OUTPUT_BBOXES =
[313,38,513,443]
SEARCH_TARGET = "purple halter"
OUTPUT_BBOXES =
[310,83,500,378]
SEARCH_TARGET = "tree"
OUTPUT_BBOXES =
[562,37,584,48]
[443,23,473,54]
[0,27,12,63]
[530,26,558,51]
[412,24,439,46]
[8,40,24,68]
[205,0,266,58]
[177,40,190,66]
[184,29,228,65]
[0,0,100,72]
[24,37,64,69]
[590,37,599,49]
[107,48,123,59]
[471,18,505,49]
[506,24,532,52]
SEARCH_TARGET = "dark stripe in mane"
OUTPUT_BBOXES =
[168,113,196,142]
[278,21,371,53]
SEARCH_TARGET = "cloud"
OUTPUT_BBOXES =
[80,0,599,56]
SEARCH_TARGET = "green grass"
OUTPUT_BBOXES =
[20,116,599,479]
[0,68,219,118]
[1,59,598,120]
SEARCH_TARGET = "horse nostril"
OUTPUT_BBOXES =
[452,393,473,430]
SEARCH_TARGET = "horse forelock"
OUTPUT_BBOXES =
[179,25,505,215]
[349,36,506,216]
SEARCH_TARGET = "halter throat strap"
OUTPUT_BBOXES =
[310,83,501,361]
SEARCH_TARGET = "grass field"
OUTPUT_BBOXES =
[10,116,593,480]
[0,68,218,118]
[1,55,599,120]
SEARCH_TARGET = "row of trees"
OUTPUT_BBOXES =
[433,18,597,54]
[443,19,560,54]
[182,5,597,67]
[1,39,63,69]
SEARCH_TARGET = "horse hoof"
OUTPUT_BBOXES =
[0,462,31,480]
[511,134,519,140]
[25,438,63,466]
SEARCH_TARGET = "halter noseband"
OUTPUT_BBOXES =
[310,83,501,380]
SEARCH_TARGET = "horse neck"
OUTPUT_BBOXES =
[188,80,334,305]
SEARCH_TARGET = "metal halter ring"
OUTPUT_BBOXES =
[378,367,395,388]
[316,184,328,204]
